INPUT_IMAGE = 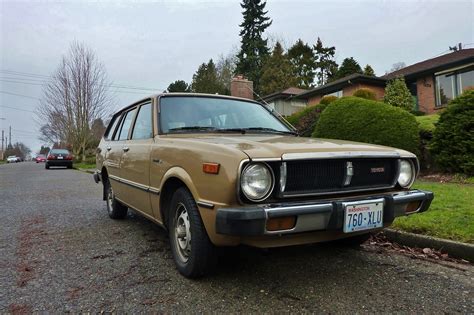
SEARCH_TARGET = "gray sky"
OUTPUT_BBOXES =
[1,0,473,153]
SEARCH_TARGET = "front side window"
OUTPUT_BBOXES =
[118,108,137,140]
[159,96,292,134]
[131,103,153,139]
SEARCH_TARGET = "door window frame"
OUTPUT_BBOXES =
[130,101,154,140]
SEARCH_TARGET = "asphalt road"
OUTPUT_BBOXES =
[1,162,473,313]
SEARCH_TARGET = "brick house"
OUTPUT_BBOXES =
[382,48,474,114]
[262,49,474,115]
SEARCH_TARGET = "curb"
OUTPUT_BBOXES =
[383,229,474,262]
[75,168,95,174]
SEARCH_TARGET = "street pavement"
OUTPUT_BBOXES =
[1,162,473,313]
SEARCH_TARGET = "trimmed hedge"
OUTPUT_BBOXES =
[352,88,376,100]
[313,97,420,154]
[287,104,328,137]
[430,90,474,175]
[416,114,440,171]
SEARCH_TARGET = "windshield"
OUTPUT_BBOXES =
[159,96,292,134]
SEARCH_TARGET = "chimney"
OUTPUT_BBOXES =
[230,75,254,100]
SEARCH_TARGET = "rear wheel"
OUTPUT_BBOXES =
[105,180,128,219]
[168,187,216,278]
[67,164,73,169]
[45,163,50,169]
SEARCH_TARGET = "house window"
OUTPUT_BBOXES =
[457,69,474,93]
[435,67,474,107]
[326,90,342,97]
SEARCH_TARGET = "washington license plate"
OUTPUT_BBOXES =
[343,199,384,233]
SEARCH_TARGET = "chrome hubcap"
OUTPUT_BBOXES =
[174,203,191,263]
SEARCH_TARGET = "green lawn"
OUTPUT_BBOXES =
[392,180,474,243]
[415,114,439,132]
[73,162,96,169]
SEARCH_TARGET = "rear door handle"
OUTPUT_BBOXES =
[122,147,130,152]
[106,147,111,151]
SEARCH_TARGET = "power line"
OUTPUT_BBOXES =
[0,69,163,92]
[0,105,36,113]
[0,90,40,100]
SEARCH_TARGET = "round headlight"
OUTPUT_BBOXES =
[241,163,274,201]
[398,160,415,188]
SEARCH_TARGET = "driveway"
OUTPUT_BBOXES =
[0,162,472,313]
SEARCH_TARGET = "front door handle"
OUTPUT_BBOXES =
[122,147,130,152]
[106,146,111,151]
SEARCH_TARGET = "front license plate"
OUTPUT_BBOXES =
[58,156,63,159]
[343,199,384,233]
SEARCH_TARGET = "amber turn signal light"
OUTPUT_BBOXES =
[203,163,220,174]
[266,216,296,231]
[405,201,421,213]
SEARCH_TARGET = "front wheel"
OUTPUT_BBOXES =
[168,187,216,278]
[105,180,128,219]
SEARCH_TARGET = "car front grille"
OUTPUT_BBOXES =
[282,158,399,196]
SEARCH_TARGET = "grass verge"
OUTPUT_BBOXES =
[392,180,474,244]
[73,162,96,170]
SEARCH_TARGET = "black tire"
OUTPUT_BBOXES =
[333,233,371,248]
[67,164,73,169]
[45,163,50,169]
[105,180,128,219]
[168,187,216,278]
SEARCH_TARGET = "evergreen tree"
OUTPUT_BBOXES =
[191,59,226,94]
[313,37,337,85]
[260,42,298,96]
[235,0,272,93]
[333,57,363,80]
[167,80,190,92]
[288,39,315,88]
[383,77,414,111]
[363,64,375,76]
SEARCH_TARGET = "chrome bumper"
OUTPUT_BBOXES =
[215,189,434,236]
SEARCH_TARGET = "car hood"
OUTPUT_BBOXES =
[173,134,414,159]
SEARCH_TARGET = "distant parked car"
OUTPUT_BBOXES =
[35,154,46,163]
[45,149,73,169]
[7,155,20,163]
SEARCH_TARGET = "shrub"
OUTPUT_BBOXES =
[287,104,328,137]
[313,97,420,154]
[352,88,376,100]
[384,77,414,111]
[319,95,338,105]
[416,115,440,171]
[430,90,474,175]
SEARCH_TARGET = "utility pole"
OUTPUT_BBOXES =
[9,125,12,148]
[1,130,4,160]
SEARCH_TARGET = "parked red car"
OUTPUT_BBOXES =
[45,149,73,169]
[35,154,46,163]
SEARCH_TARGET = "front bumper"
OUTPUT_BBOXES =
[216,189,433,236]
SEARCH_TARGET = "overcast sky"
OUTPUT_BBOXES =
[0,0,472,153]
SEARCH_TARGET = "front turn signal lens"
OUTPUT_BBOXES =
[266,216,296,231]
[203,163,220,174]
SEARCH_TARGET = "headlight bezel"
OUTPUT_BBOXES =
[397,159,416,188]
[240,162,275,202]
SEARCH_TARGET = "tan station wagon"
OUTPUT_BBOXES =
[94,93,433,278]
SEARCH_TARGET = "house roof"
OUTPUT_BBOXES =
[294,74,386,100]
[383,48,474,80]
[262,87,308,102]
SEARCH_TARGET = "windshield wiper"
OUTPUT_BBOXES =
[168,126,217,132]
[244,127,298,135]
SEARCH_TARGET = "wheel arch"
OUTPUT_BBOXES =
[159,167,201,228]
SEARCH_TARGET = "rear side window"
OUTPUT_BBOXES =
[131,103,153,139]
[117,108,137,141]
[105,115,121,140]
